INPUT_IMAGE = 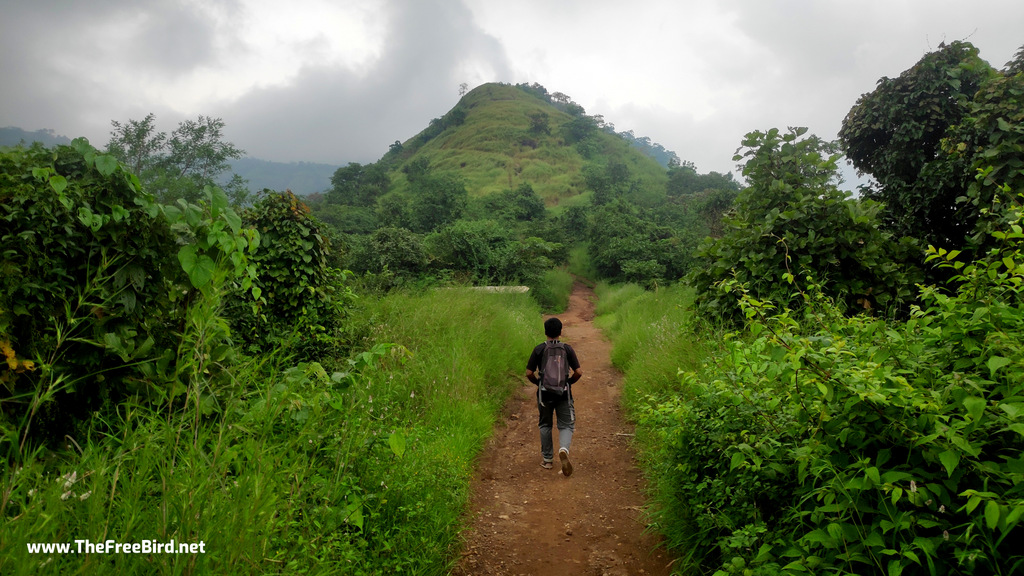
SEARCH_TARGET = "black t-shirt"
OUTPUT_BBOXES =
[527,341,580,399]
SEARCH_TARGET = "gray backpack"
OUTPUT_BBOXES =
[539,341,569,395]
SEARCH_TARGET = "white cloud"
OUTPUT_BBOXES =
[1,0,1022,177]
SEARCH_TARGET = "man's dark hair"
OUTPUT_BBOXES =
[544,317,562,338]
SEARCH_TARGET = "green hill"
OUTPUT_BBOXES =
[380,82,670,210]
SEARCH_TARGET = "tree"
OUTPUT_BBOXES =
[528,111,550,135]
[586,199,685,285]
[563,115,598,144]
[666,163,738,197]
[424,219,513,283]
[941,65,1024,247]
[164,116,243,184]
[690,128,922,320]
[838,41,995,248]
[500,183,547,222]
[1005,43,1024,75]
[585,161,635,206]
[409,172,468,233]
[375,193,412,230]
[328,162,390,207]
[106,113,166,176]
[401,157,431,183]
[369,227,426,276]
[106,114,248,206]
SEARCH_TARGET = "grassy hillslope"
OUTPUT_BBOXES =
[385,83,669,209]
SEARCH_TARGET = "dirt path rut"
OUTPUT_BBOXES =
[452,282,672,576]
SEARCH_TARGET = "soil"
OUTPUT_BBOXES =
[451,282,673,576]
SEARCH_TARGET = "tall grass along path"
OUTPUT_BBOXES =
[452,282,671,575]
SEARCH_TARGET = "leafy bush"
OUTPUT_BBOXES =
[408,172,468,233]
[634,207,1024,574]
[370,226,427,276]
[689,128,922,321]
[1,140,181,442]
[485,183,547,222]
[942,70,1024,249]
[587,200,690,286]
[424,219,517,283]
[2,267,540,575]
[231,191,354,359]
[1,139,258,450]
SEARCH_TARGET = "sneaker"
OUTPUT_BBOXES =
[559,448,573,477]
[540,459,553,469]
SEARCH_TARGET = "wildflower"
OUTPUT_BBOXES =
[79,491,92,501]
[61,471,78,490]
[910,480,917,492]
[61,491,73,501]
[28,489,36,497]
[943,530,950,541]
[939,505,946,513]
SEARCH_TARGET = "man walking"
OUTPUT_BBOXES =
[526,317,583,477]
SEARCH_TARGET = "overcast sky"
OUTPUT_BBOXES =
[2,0,1022,180]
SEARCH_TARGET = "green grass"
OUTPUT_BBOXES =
[594,283,705,407]
[567,244,598,281]
[528,267,575,313]
[592,281,730,572]
[1,288,539,575]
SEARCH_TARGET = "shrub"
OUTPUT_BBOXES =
[637,207,1024,574]
[231,191,354,359]
[1,140,180,442]
[689,128,922,322]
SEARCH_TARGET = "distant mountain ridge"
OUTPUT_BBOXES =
[226,157,339,196]
[2,126,338,196]
[0,126,73,148]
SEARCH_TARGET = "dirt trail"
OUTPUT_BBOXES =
[452,282,672,576]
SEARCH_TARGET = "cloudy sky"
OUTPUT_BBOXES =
[2,0,1022,179]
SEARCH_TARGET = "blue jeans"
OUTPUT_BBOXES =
[538,391,574,461]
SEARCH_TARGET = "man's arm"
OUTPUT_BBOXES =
[568,367,582,384]
[526,368,539,385]
[526,345,542,385]
[567,344,582,384]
